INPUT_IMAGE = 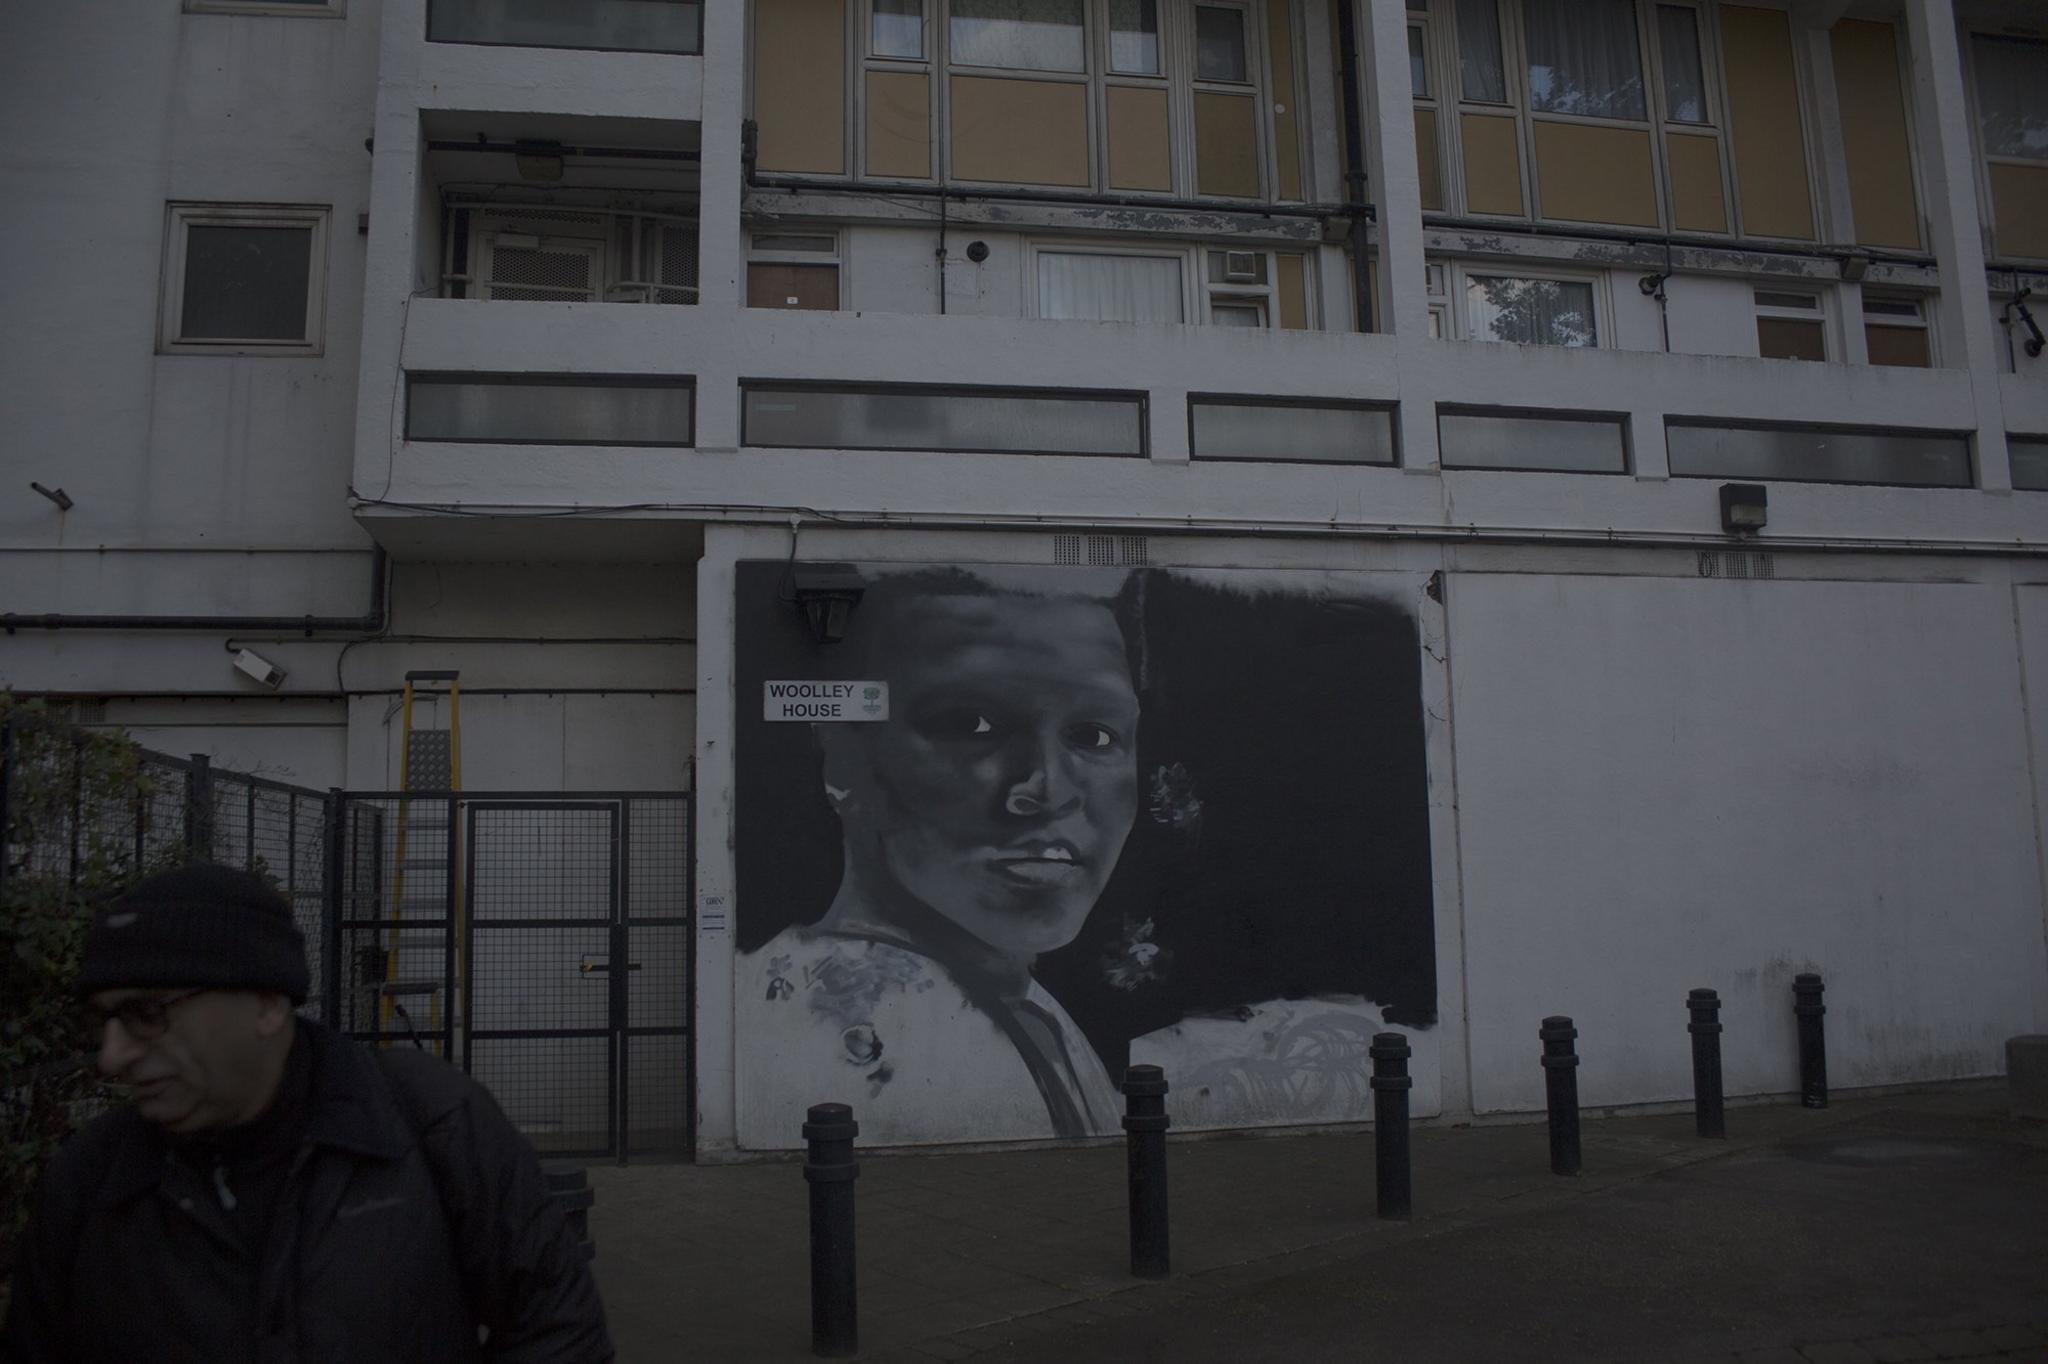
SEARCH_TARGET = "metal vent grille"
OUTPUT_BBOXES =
[650,224,698,304]
[53,699,109,725]
[1697,550,1775,580]
[1053,534,1148,566]
[487,246,595,302]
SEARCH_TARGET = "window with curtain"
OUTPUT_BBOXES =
[1109,0,1160,75]
[873,0,924,58]
[1037,252,1184,322]
[1455,0,1506,103]
[1973,34,2048,160]
[949,0,1085,72]
[1195,5,1249,83]
[1523,0,1645,120]
[1657,6,1707,123]
[1464,274,1597,346]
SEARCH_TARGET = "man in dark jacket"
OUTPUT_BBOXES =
[1,863,613,1362]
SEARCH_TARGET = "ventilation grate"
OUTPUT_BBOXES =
[1697,550,1775,580]
[487,246,595,301]
[1054,534,1148,566]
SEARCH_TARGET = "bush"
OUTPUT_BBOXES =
[0,698,171,1284]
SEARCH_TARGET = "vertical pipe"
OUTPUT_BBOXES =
[803,1103,860,1358]
[1371,1032,1413,1220]
[1540,1016,1582,1176]
[1689,988,1726,1139]
[1794,973,1828,1109]
[1334,0,1375,332]
[612,802,630,1166]
[1122,1064,1171,1279]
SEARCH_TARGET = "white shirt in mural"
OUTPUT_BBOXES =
[739,927,1122,1148]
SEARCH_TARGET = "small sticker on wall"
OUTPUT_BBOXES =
[699,894,729,934]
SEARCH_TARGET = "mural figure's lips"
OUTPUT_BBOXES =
[987,842,1087,887]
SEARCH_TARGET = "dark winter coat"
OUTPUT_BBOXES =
[0,1021,612,1363]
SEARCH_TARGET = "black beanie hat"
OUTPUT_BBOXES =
[77,863,310,1004]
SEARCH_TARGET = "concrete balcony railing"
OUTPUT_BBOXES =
[359,299,2048,554]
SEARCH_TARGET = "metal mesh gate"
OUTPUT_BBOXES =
[333,789,693,1161]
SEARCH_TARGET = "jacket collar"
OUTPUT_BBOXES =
[94,1019,413,1209]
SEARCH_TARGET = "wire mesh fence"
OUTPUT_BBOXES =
[3,711,694,1163]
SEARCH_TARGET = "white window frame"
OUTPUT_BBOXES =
[159,203,328,356]
[748,230,846,309]
[1025,240,1311,327]
[868,0,928,61]
[1753,285,1829,361]
[1861,291,1934,366]
[185,0,343,15]
[1449,262,1607,348]
[1424,259,1451,338]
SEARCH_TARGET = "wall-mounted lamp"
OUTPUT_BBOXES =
[30,481,73,511]
[513,139,566,182]
[1840,253,1870,283]
[1720,482,1768,535]
[2008,288,2045,359]
[791,565,866,645]
[1638,272,1669,299]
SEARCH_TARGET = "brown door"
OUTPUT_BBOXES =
[747,263,839,310]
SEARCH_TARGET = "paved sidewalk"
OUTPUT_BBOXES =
[586,1088,2048,1363]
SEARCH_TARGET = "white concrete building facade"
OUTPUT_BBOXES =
[3,0,2046,1157]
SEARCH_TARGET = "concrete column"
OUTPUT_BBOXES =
[692,524,746,1155]
[692,0,748,453]
[1358,0,1427,343]
[1904,0,2010,489]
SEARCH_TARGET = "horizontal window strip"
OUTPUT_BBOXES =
[1667,420,1972,488]
[2013,437,2048,492]
[742,383,1146,456]
[406,374,696,446]
[1438,408,1629,474]
[1189,397,1397,465]
[426,0,702,54]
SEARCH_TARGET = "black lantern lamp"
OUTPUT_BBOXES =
[791,565,866,645]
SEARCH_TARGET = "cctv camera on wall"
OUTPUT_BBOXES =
[232,648,286,690]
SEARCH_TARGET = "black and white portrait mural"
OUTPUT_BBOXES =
[734,563,1438,1148]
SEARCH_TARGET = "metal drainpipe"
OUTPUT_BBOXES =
[1335,0,1376,333]
[1,545,390,635]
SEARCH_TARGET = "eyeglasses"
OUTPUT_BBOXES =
[79,988,211,1050]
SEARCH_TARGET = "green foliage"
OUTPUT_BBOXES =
[0,697,178,1281]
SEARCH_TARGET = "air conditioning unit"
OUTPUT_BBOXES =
[1223,250,1259,282]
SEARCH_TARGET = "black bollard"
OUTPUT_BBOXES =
[1794,973,1828,1109]
[1122,1064,1171,1279]
[1539,1016,1582,1176]
[1688,988,1725,1139]
[1370,1032,1413,1220]
[803,1103,859,1358]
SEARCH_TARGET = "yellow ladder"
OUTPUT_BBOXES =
[383,669,463,1051]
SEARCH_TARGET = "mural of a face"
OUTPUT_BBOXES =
[825,592,1141,957]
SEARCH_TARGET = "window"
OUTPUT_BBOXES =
[1969,34,2048,260]
[1109,0,1160,76]
[742,383,1146,456]
[1190,397,1398,464]
[1439,408,1630,473]
[1194,4,1249,83]
[427,0,702,53]
[2012,436,2048,491]
[1524,0,1645,121]
[407,374,696,446]
[949,0,1085,72]
[1656,5,1707,124]
[1463,272,1598,346]
[873,0,924,59]
[186,0,340,15]
[444,206,698,306]
[1667,420,1972,487]
[1454,0,1507,104]
[1863,295,1930,368]
[1754,289,1826,361]
[159,204,326,355]
[1037,251,1184,322]
[1424,261,1450,337]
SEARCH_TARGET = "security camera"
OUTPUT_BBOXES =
[232,648,286,690]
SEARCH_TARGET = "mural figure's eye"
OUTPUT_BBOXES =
[1065,722,1121,751]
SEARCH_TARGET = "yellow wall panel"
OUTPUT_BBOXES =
[1460,113,1523,216]
[1831,20,1920,250]
[866,70,930,179]
[1865,324,1931,367]
[950,76,1089,186]
[1195,91,1260,197]
[753,0,845,175]
[1268,0,1302,200]
[1534,121,1658,227]
[1666,132,1728,234]
[1721,5,1815,240]
[1990,162,2048,261]
[1276,254,1308,330]
[1416,108,1443,212]
[1107,85,1172,191]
